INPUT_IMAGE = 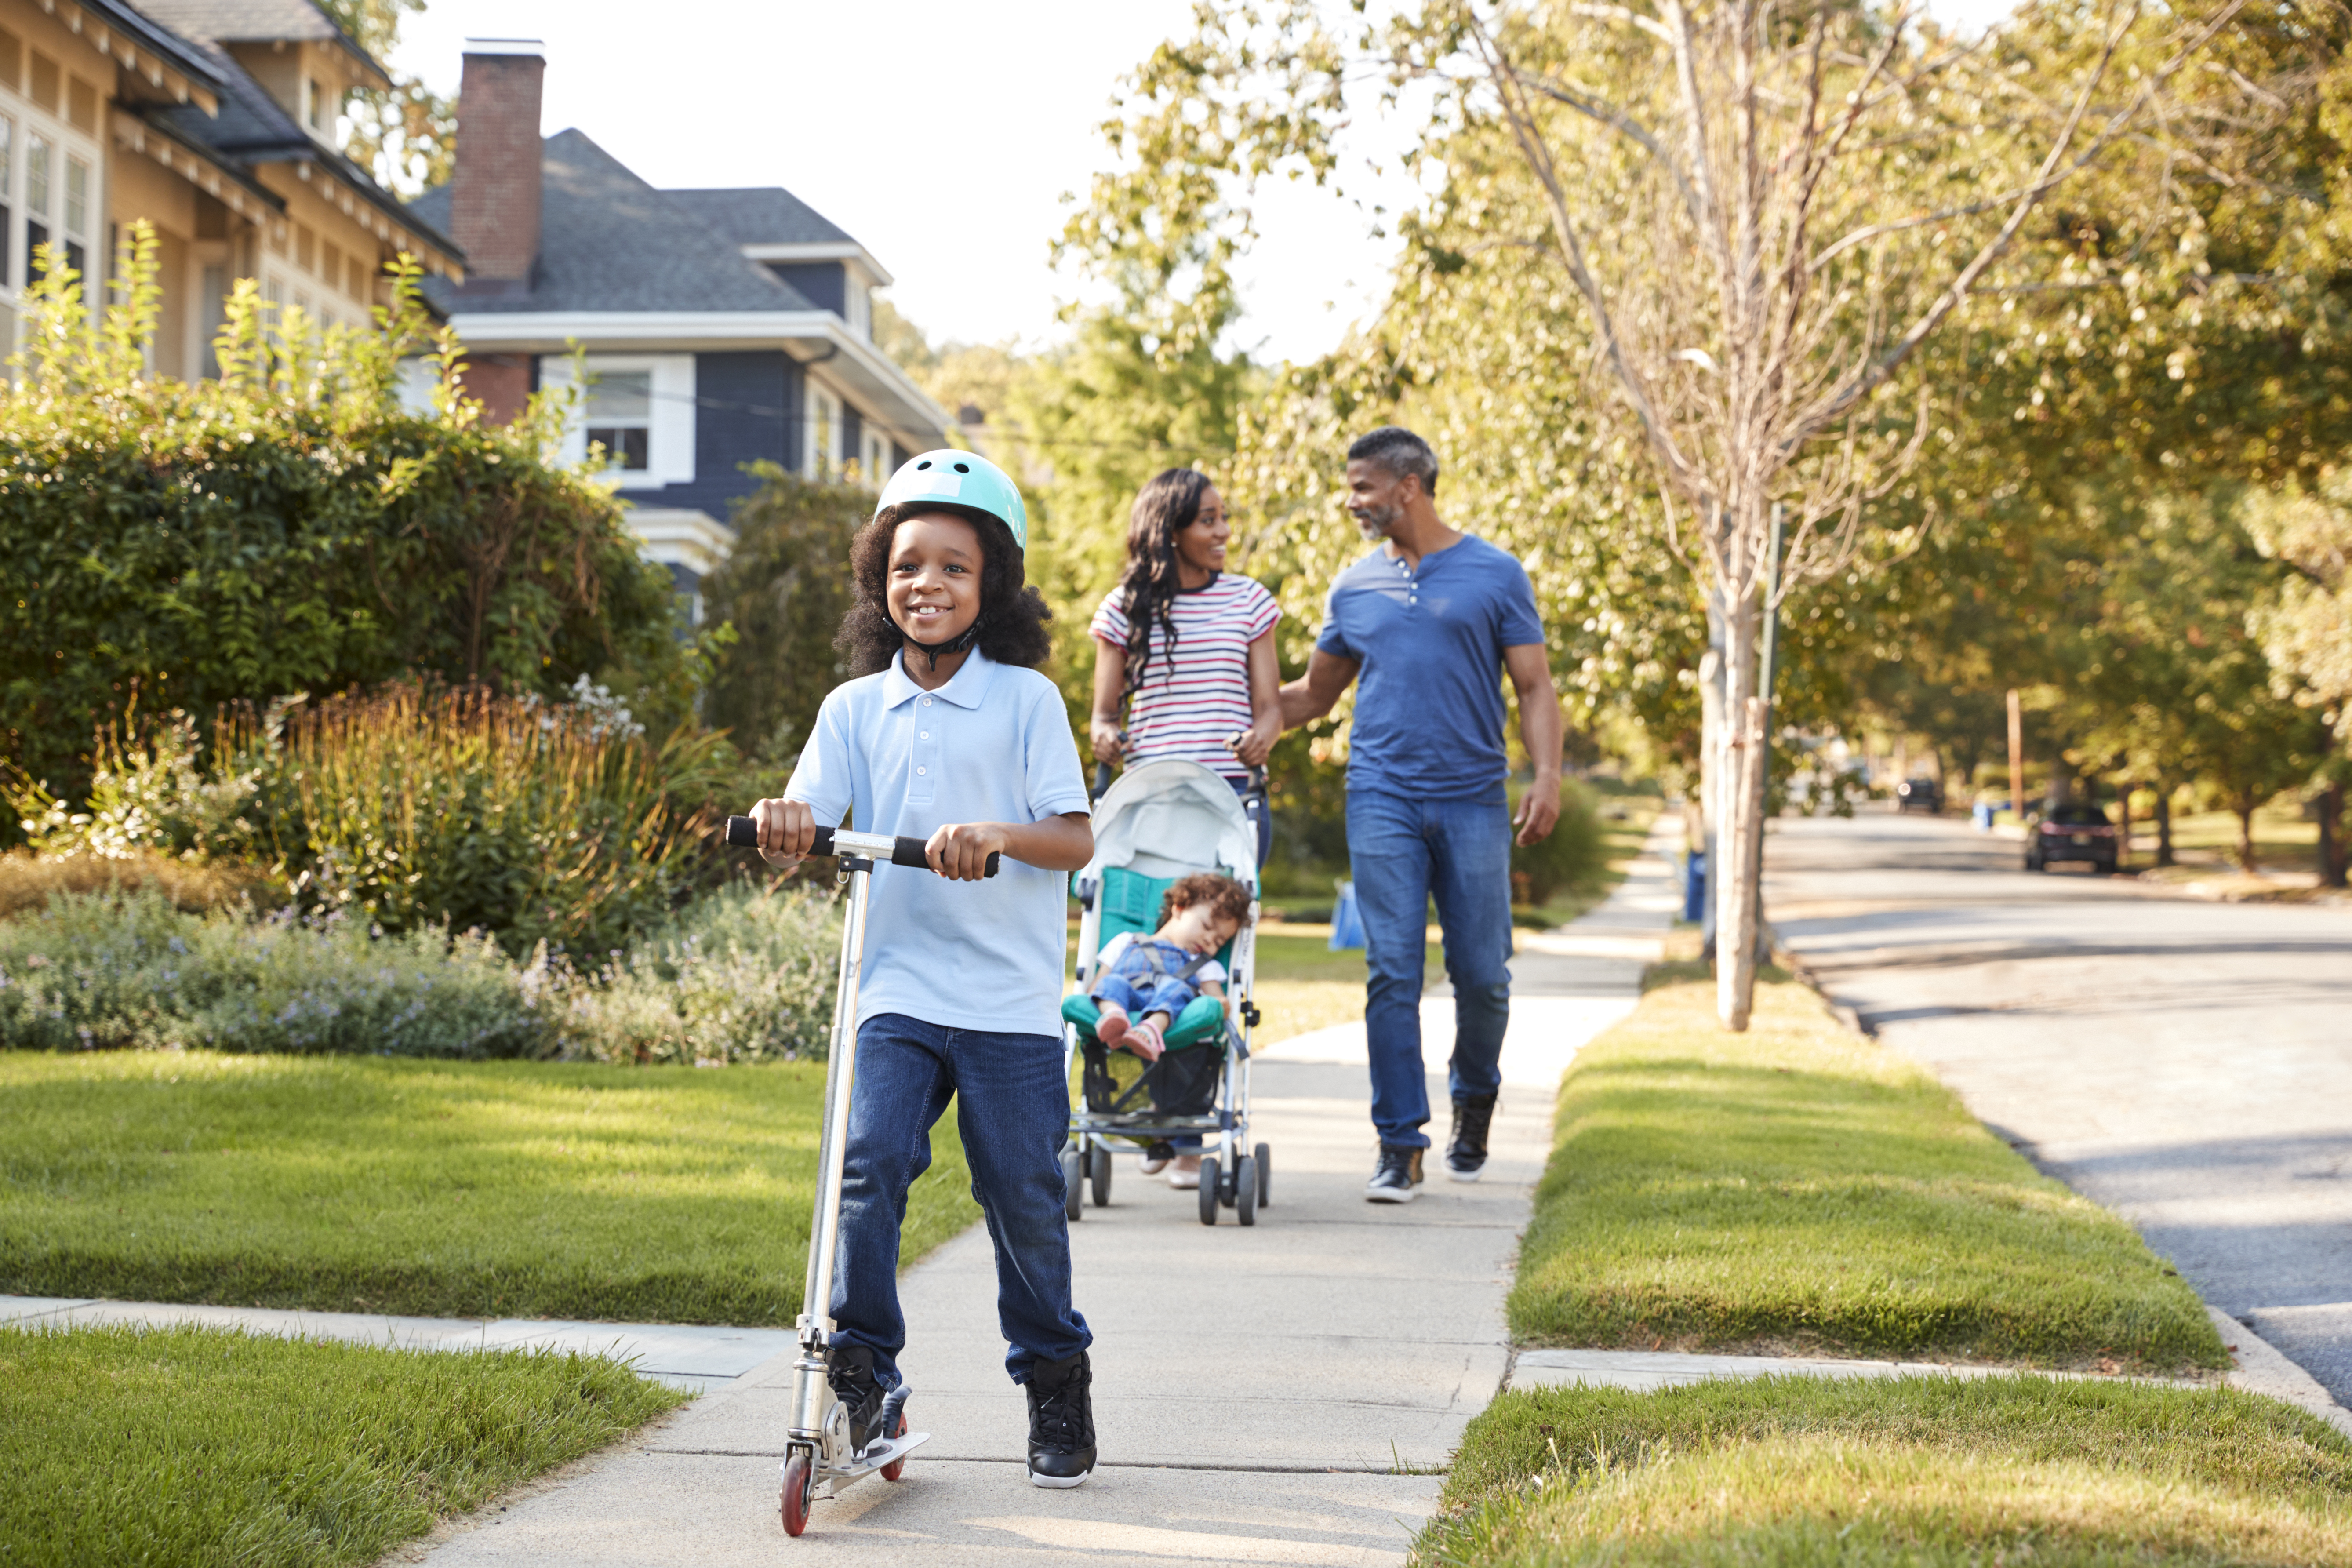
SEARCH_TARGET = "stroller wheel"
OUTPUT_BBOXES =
[1089,1142,1112,1208]
[1061,1147,1084,1222]
[1197,1156,1220,1226]
[1254,1142,1271,1208]
[1233,1154,1257,1226]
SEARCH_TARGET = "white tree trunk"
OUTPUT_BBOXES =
[1713,594,1766,1030]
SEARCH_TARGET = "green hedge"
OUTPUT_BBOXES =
[0,229,687,825]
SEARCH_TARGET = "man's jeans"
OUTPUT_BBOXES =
[832,1013,1091,1387]
[1346,789,1513,1149]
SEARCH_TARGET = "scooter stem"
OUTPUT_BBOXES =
[793,857,875,1440]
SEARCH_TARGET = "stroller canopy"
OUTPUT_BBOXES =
[1081,759,1259,891]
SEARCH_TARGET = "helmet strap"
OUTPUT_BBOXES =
[898,614,983,673]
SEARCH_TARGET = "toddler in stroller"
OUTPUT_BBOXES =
[1089,873,1252,1063]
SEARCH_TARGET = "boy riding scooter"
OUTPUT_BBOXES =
[748,452,1099,1494]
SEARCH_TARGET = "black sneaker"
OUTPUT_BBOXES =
[1365,1144,1424,1203]
[1024,1349,1097,1488]
[827,1342,886,1455]
[1447,1094,1498,1182]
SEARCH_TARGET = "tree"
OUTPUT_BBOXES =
[2239,471,2352,883]
[319,0,458,194]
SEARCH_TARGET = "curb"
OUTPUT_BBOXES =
[2210,1305,2352,1441]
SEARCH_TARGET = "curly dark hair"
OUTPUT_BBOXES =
[1157,872,1253,931]
[1112,468,1214,703]
[835,503,1054,676]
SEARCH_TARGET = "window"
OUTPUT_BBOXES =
[847,279,871,339]
[585,369,652,472]
[805,383,840,480]
[24,132,47,279]
[63,156,85,239]
[542,355,695,487]
[860,429,891,489]
[305,77,325,131]
[0,115,12,288]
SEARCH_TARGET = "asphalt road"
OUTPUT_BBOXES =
[1762,811,2352,1405]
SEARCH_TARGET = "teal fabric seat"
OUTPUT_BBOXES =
[1067,864,1233,1052]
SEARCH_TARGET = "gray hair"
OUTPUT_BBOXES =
[1346,426,1439,498]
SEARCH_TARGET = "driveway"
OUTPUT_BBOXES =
[1763,811,2352,1405]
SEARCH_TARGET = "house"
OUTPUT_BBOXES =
[0,0,462,375]
[407,40,953,619]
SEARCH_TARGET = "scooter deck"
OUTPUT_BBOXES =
[785,1430,933,1499]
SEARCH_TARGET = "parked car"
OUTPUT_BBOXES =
[1895,777,1944,814]
[2026,801,2119,873]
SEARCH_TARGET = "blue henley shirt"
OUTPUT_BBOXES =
[1313,534,1546,803]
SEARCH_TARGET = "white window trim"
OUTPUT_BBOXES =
[804,380,840,480]
[542,353,696,489]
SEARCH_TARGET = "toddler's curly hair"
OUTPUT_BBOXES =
[1158,872,1253,931]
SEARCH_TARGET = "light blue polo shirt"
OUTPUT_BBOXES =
[786,649,1090,1038]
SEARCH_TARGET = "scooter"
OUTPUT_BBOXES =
[723,815,999,1537]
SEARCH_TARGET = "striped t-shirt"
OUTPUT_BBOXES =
[1091,574,1280,780]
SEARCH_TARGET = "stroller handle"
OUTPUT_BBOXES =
[724,816,1000,877]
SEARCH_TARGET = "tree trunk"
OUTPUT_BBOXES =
[2117,783,2133,873]
[1715,593,1765,1031]
[2155,782,2175,868]
[2321,782,2348,890]
[2234,794,2258,873]
[1697,597,1726,958]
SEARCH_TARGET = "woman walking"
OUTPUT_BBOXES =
[1089,467,1280,1190]
[1088,467,1281,848]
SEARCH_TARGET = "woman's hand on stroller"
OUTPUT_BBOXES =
[749,797,817,869]
[1088,717,1126,766]
[1228,721,1278,769]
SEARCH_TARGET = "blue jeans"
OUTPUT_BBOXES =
[1345,789,1513,1149]
[1093,971,1198,1021]
[831,1013,1091,1386]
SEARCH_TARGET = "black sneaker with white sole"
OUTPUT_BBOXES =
[1446,1093,1498,1182]
[826,1342,887,1455]
[1024,1348,1096,1488]
[1365,1144,1424,1203]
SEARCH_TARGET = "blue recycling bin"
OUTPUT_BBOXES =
[1680,851,1707,923]
[1973,800,2005,832]
[1329,880,1367,950]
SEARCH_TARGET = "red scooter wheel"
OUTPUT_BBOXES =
[881,1412,909,1481]
[780,1452,814,1536]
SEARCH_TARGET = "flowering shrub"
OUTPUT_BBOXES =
[0,881,840,1062]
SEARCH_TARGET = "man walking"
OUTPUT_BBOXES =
[1280,426,1563,1202]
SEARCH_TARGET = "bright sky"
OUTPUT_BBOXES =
[391,0,2017,368]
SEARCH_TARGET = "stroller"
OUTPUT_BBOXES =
[1062,758,1269,1226]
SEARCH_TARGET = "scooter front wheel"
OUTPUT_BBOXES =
[780,1450,814,1536]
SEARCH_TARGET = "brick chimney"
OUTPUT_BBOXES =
[449,40,544,290]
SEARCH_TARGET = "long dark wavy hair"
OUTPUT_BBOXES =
[1114,468,1214,702]
[835,503,1054,676]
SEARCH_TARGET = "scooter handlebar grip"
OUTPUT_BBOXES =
[723,817,994,876]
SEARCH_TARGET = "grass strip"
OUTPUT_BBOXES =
[1511,978,2224,1369]
[0,1052,978,1324]
[1423,1375,2352,1567]
[0,1321,683,1568]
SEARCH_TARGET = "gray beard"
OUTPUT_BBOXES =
[1351,505,1399,540]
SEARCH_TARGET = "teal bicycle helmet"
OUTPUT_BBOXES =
[876,450,1028,552]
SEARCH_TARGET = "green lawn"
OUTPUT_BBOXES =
[0,1052,978,1324]
[1421,1374,2352,1567]
[1,1321,682,1568]
[1511,978,2224,1370]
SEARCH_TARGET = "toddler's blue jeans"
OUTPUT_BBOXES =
[831,1013,1091,1388]
[1092,971,1198,1022]
[1345,789,1514,1150]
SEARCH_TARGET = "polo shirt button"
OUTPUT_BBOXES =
[920,731,929,739]
[917,767,928,776]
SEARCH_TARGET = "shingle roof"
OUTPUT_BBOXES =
[662,187,853,248]
[133,22,458,257]
[410,130,825,314]
[131,0,385,81]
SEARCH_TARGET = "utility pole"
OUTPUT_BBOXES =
[2006,688,2025,821]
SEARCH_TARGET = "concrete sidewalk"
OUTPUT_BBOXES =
[374,822,1682,1565]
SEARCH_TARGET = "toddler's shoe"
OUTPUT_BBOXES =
[1126,1019,1165,1062]
[1138,1140,1175,1175]
[1094,1005,1131,1048]
[1167,1157,1202,1190]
